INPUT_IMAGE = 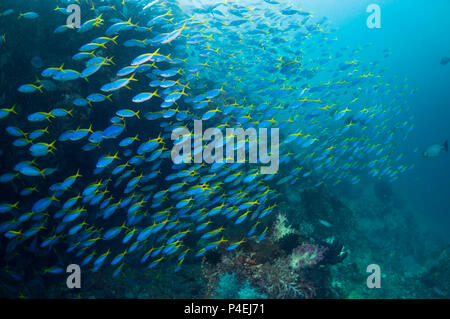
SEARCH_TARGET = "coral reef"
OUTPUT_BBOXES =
[410,246,450,298]
[213,273,267,299]
[289,243,328,270]
[201,228,329,299]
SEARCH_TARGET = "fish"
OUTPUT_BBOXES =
[423,141,448,158]
[18,84,43,93]
[18,12,39,19]
[0,105,17,119]
[101,74,138,92]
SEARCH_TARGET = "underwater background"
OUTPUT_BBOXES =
[0,0,448,299]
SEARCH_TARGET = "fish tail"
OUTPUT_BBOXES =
[445,140,448,152]
[129,73,138,82]
[10,104,17,114]
[49,140,57,150]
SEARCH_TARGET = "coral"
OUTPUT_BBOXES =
[202,239,320,299]
[214,272,240,299]
[272,213,297,241]
[201,212,333,299]
[260,257,315,299]
[238,281,267,299]
[213,272,267,299]
[289,243,328,270]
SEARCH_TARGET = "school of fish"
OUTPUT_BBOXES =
[0,0,416,290]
